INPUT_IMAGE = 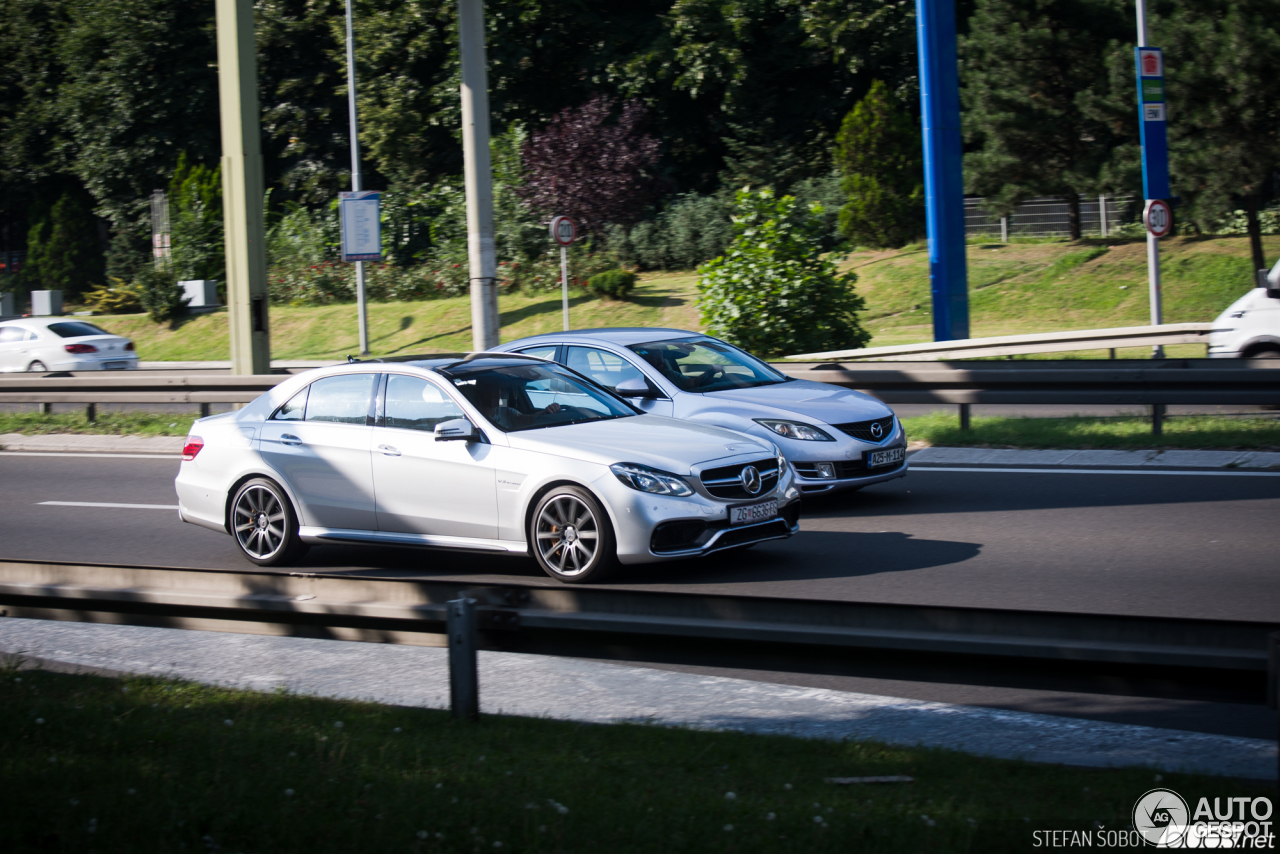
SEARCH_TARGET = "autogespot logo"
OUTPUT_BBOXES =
[1134,789,1189,847]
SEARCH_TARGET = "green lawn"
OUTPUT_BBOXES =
[901,413,1280,453]
[73,234,1277,362]
[3,667,1271,854]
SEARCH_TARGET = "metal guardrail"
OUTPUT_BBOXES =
[0,560,1276,708]
[776,359,1280,406]
[787,323,1214,361]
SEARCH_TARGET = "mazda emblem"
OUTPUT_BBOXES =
[740,465,763,495]
[869,421,884,439]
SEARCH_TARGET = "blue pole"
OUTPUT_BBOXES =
[916,0,970,341]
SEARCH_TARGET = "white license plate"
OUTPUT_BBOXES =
[866,446,905,468]
[102,361,130,370]
[729,499,777,526]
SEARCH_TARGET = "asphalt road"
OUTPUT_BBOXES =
[3,452,1278,740]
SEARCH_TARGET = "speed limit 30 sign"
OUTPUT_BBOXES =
[1144,199,1172,239]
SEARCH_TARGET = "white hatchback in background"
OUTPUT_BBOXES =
[0,317,138,372]
[1208,260,1280,359]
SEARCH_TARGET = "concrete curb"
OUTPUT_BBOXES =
[0,432,184,455]
[908,446,1280,470]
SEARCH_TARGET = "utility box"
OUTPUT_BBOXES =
[31,290,63,316]
[181,279,220,309]
[0,292,14,316]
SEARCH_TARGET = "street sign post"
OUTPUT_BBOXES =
[1134,0,1170,361]
[550,216,576,331]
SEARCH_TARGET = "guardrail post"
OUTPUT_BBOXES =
[959,403,971,430]
[1151,404,1165,436]
[39,402,51,415]
[199,403,211,418]
[447,597,479,721]
[999,216,1008,244]
[85,402,96,423]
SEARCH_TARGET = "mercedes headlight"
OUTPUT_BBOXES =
[754,419,834,441]
[610,463,694,497]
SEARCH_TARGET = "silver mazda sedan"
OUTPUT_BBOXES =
[175,354,801,583]
[494,329,906,496]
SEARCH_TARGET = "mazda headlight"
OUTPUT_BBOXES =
[610,463,693,497]
[754,419,834,441]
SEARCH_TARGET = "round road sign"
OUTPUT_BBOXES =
[1144,199,1172,239]
[549,216,577,247]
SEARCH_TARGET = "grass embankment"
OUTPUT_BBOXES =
[0,411,197,437]
[844,234,1280,352]
[900,413,1280,452]
[3,668,1271,854]
[76,235,1277,362]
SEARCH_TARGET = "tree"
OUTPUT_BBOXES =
[698,188,870,359]
[19,186,103,297]
[961,0,1130,239]
[168,154,223,282]
[518,96,661,234]
[834,80,924,248]
[1159,0,1280,271]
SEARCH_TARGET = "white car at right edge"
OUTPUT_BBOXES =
[1209,259,1280,359]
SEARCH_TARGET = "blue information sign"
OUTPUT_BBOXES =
[340,191,382,262]
[1134,47,1170,201]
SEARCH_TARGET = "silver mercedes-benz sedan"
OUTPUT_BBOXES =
[175,354,801,583]
[494,329,907,496]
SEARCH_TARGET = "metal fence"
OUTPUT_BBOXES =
[965,195,1136,239]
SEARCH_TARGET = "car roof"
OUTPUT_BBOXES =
[504,327,700,348]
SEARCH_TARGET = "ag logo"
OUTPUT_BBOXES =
[1133,788,1188,847]
[869,421,884,439]
[740,465,762,495]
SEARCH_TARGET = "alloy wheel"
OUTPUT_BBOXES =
[233,484,287,561]
[534,494,601,577]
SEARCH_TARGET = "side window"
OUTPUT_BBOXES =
[273,387,308,421]
[383,374,466,432]
[564,346,646,392]
[0,326,24,344]
[303,373,377,424]
[517,345,559,361]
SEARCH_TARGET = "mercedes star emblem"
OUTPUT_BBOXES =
[740,465,763,495]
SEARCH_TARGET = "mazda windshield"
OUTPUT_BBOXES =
[440,361,636,432]
[628,337,790,393]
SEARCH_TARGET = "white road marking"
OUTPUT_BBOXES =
[1,452,179,460]
[911,466,1280,477]
[39,501,179,510]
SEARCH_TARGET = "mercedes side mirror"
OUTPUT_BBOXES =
[614,377,657,398]
[434,418,478,442]
[1263,267,1280,300]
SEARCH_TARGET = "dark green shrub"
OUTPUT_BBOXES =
[698,188,870,359]
[134,265,189,322]
[587,269,638,299]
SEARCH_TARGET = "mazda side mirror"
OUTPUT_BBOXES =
[434,418,478,442]
[614,376,657,398]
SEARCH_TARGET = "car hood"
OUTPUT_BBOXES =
[504,415,774,474]
[704,379,891,425]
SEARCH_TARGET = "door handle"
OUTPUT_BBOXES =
[280,434,302,446]
[377,444,401,457]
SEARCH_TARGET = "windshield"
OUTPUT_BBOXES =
[628,337,788,393]
[440,361,636,433]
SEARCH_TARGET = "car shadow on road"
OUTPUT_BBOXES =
[291,529,981,588]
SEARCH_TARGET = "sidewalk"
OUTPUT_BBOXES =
[3,431,1278,469]
[1,617,1274,780]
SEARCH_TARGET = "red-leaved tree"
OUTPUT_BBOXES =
[518,96,661,236]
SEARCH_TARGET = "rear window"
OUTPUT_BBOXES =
[47,321,109,338]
